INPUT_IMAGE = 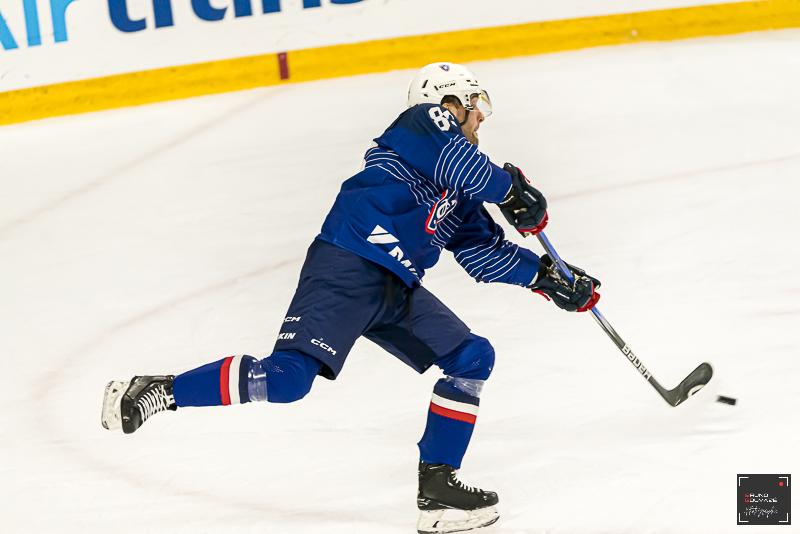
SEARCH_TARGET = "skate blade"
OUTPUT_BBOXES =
[417,506,499,534]
[101,380,128,430]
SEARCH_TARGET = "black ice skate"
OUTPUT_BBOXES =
[417,462,499,534]
[101,376,176,434]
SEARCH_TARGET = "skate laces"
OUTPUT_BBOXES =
[449,471,479,494]
[136,384,175,422]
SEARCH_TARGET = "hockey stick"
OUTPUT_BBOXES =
[535,231,713,407]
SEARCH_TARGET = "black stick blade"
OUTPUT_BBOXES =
[663,362,714,407]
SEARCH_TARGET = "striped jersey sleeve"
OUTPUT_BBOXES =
[446,205,541,287]
[375,104,512,203]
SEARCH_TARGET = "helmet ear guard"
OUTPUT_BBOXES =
[439,95,469,125]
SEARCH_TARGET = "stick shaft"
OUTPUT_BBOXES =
[535,232,667,395]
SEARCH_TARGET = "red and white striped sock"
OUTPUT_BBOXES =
[173,355,256,407]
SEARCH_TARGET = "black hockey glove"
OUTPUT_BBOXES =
[498,163,548,236]
[530,254,601,312]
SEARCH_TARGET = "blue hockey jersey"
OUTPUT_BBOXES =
[317,103,541,288]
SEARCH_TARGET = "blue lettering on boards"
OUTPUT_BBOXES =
[108,0,146,32]
[23,0,41,46]
[0,11,19,50]
[50,0,77,42]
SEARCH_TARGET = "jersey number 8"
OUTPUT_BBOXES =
[428,107,454,132]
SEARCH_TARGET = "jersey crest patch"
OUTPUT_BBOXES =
[425,191,458,234]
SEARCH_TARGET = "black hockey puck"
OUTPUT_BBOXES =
[716,395,737,405]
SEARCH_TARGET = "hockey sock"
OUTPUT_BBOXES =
[173,355,258,407]
[418,378,481,469]
[172,351,323,407]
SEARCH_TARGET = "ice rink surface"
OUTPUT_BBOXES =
[2,30,799,533]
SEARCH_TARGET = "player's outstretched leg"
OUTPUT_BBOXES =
[101,351,321,434]
[416,334,499,533]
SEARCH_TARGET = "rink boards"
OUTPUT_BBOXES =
[1,0,800,126]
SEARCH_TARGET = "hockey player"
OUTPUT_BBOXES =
[101,62,601,533]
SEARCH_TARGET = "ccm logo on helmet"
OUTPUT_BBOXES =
[311,338,337,356]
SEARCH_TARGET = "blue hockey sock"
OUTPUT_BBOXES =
[173,355,257,407]
[418,378,480,469]
[172,351,322,408]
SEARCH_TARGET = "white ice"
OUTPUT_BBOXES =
[2,30,799,534]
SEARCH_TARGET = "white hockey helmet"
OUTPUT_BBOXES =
[407,62,493,118]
